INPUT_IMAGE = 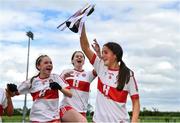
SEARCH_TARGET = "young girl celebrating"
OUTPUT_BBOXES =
[7,55,72,122]
[79,25,140,122]
[59,51,97,122]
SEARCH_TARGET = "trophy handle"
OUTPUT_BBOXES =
[81,4,95,16]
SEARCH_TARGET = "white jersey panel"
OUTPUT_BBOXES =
[17,74,69,121]
[61,69,95,112]
[30,98,59,122]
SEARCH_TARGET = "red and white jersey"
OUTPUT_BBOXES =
[60,69,96,113]
[90,54,139,122]
[18,74,69,122]
[0,88,8,122]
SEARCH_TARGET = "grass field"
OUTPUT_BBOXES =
[139,116,180,122]
[2,115,29,122]
[2,115,180,122]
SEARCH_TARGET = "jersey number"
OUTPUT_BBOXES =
[103,85,110,96]
[73,80,79,88]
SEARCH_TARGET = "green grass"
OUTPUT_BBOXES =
[2,115,180,122]
[87,115,180,122]
[2,115,92,122]
[139,116,180,122]
[2,115,29,122]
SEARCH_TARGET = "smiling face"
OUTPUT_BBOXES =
[102,46,117,67]
[37,56,53,78]
[71,51,85,70]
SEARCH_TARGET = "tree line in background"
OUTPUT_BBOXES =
[4,107,180,117]
[129,107,180,117]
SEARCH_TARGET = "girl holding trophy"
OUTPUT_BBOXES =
[58,2,140,122]
[79,24,140,122]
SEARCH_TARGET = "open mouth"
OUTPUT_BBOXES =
[46,67,52,71]
[77,60,82,63]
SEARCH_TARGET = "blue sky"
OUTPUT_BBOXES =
[0,0,180,112]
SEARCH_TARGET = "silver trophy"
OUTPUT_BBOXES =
[57,3,95,35]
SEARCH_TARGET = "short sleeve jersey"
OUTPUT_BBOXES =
[18,74,69,122]
[90,54,139,122]
[60,69,96,112]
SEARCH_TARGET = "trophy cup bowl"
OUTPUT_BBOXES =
[65,5,94,33]
[66,21,79,33]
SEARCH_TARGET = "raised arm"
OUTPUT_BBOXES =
[80,24,95,61]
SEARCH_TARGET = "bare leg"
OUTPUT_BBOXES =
[61,109,87,122]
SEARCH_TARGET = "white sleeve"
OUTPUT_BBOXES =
[89,53,104,75]
[127,73,139,98]
[18,80,31,94]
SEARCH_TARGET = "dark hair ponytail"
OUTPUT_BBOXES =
[104,42,131,91]
[117,60,130,90]
[29,73,40,89]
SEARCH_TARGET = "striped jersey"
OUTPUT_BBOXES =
[18,74,69,122]
[60,69,96,113]
[90,54,139,122]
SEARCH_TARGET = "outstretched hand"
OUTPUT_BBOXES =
[91,38,101,58]
[60,70,74,80]
[50,82,62,90]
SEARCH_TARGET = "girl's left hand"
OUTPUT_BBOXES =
[61,70,74,80]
